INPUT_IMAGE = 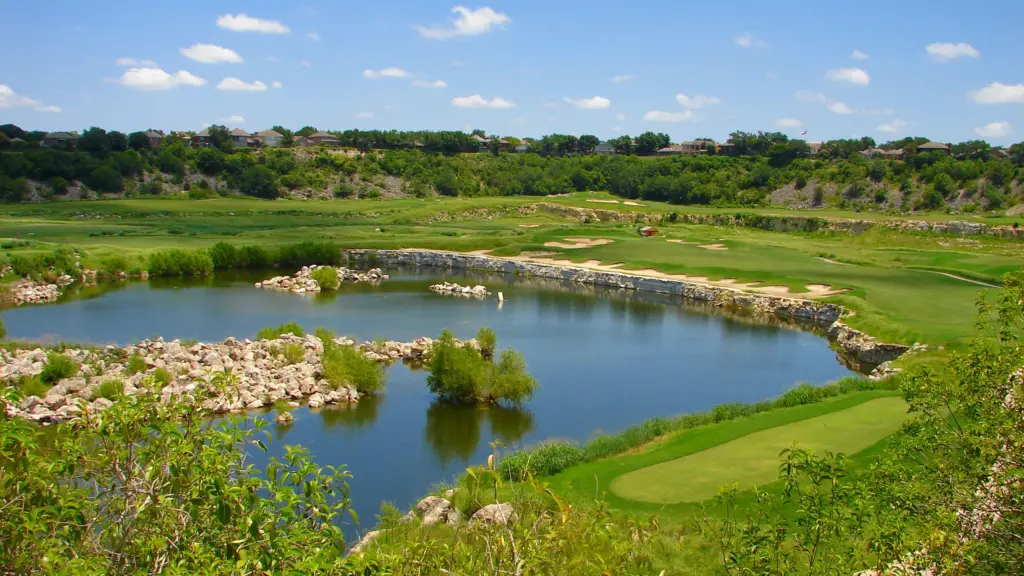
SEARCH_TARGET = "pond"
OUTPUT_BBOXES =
[2,268,851,538]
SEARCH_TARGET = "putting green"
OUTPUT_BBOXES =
[609,397,911,504]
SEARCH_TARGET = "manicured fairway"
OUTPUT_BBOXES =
[609,397,911,504]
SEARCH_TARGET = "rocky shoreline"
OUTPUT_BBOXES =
[3,333,480,424]
[256,265,388,293]
[429,281,491,297]
[346,249,911,371]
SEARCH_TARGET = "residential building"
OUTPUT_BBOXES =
[917,141,950,155]
[657,140,713,156]
[230,128,251,147]
[308,131,341,146]
[294,135,313,147]
[514,142,529,153]
[257,129,284,147]
[144,130,165,148]
[470,134,490,151]
[594,141,616,155]
[192,129,212,148]
[878,148,904,160]
[638,226,659,237]
[42,131,77,148]
[718,142,737,156]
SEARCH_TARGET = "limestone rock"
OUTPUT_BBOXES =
[470,503,518,527]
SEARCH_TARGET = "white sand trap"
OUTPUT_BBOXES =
[699,243,729,251]
[517,224,540,228]
[623,201,644,206]
[585,199,620,204]
[543,237,615,249]
[666,239,698,245]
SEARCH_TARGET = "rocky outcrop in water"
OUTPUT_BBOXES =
[256,265,388,293]
[429,282,491,298]
[10,281,61,305]
[827,321,911,369]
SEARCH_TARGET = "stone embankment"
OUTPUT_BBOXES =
[429,282,491,298]
[3,333,478,424]
[347,249,911,368]
[256,266,388,293]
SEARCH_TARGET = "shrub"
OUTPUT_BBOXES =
[99,254,131,277]
[16,375,51,397]
[321,344,385,394]
[276,343,306,365]
[333,183,354,198]
[310,266,339,290]
[276,242,341,268]
[426,330,490,402]
[40,353,78,385]
[187,187,217,200]
[147,249,214,277]
[153,367,172,385]
[93,379,124,401]
[257,322,304,340]
[499,442,585,481]
[208,242,240,269]
[488,350,537,404]
[125,354,146,375]
[476,327,496,359]
[239,245,273,269]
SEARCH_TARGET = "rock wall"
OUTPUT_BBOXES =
[345,249,910,369]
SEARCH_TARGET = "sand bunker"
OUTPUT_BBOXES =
[517,224,540,228]
[585,199,620,204]
[666,239,698,245]
[623,201,644,206]
[698,244,728,251]
[543,237,615,249]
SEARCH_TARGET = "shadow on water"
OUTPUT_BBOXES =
[424,401,535,467]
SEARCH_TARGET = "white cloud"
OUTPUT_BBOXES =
[306,31,321,41]
[299,60,312,68]
[354,112,374,119]
[416,6,511,40]
[676,93,720,109]
[776,117,802,128]
[970,82,1024,104]
[216,78,268,91]
[181,43,243,64]
[0,84,61,112]
[363,67,412,79]
[451,94,516,109]
[877,119,909,133]
[926,42,980,62]
[734,32,763,48]
[850,50,869,60]
[609,74,633,83]
[219,114,245,124]
[615,113,626,121]
[564,96,611,109]
[116,57,156,67]
[974,121,1013,138]
[825,67,870,85]
[412,79,447,88]
[795,90,827,103]
[216,13,290,34]
[827,101,856,114]
[643,110,695,122]
[116,68,206,91]
[271,80,283,89]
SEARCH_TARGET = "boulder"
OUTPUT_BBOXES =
[470,503,518,527]
[275,411,294,424]
[349,530,381,556]
[416,496,454,527]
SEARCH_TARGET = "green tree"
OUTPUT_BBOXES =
[295,125,317,137]
[578,134,600,154]
[240,165,279,198]
[127,131,151,150]
[108,130,128,151]
[77,127,111,155]
[86,163,124,193]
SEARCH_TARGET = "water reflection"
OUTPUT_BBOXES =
[321,395,382,431]
[424,401,534,466]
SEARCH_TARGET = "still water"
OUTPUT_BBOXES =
[2,269,851,535]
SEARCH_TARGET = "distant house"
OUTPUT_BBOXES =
[293,135,313,147]
[309,131,340,146]
[718,142,737,156]
[917,141,950,155]
[595,141,616,155]
[145,130,165,148]
[657,140,712,156]
[878,148,905,160]
[230,128,251,147]
[192,129,212,148]
[42,131,77,148]
[638,226,659,237]
[257,129,283,147]
[470,134,490,151]
[514,142,529,153]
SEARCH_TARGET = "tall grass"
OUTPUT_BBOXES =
[276,242,341,268]
[309,266,339,290]
[147,249,214,278]
[257,322,304,340]
[321,342,385,394]
[39,353,78,385]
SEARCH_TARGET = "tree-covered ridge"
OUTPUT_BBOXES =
[1,123,1021,212]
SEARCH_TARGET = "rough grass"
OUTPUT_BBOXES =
[609,396,911,504]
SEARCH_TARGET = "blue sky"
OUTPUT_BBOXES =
[2,0,1023,144]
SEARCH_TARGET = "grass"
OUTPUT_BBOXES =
[609,396,911,504]
[545,390,902,518]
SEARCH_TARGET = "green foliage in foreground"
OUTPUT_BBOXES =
[257,322,305,340]
[0,377,358,574]
[310,266,340,290]
[320,335,386,394]
[426,329,537,404]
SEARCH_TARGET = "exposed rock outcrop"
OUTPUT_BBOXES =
[256,265,388,294]
[828,322,910,369]
[429,282,490,298]
[10,281,61,305]
[470,503,518,527]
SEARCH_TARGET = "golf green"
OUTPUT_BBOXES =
[609,397,911,504]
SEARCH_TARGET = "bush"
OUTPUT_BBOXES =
[153,367,172,385]
[488,350,537,404]
[99,254,131,277]
[426,330,490,402]
[276,242,341,268]
[208,242,240,269]
[476,327,496,359]
[275,343,306,365]
[333,183,355,198]
[321,343,385,394]
[16,375,51,397]
[239,245,273,269]
[40,353,78,385]
[187,186,217,200]
[147,249,214,277]
[125,354,146,375]
[310,266,339,290]
[257,322,304,340]
[93,379,124,401]
[499,442,585,481]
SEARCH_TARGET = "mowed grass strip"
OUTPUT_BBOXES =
[609,397,911,504]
